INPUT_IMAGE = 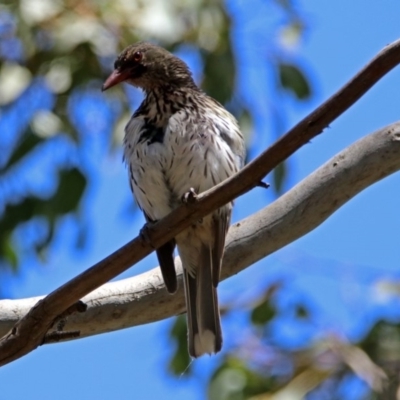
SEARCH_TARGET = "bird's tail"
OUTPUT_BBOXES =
[182,242,222,358]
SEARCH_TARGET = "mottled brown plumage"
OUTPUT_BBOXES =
[103,42,245,357]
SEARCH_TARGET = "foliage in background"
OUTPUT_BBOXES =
[7,1,400,399]
[0,0,309,270]
[170,280,400,399]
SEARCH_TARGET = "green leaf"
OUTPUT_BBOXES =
[56,96,80,142]
[278,62,311,99]
[209,356,276,400]
[0,167,86,268]
[168,316,192,375]
[202,50,235,103]
[201,14,235,104]
[250,284,281,326]
[1,236,18,271]
[237,107,253,149]
[0,197,41,233]
[70,42,103,87]
[251,298,276,326]
[296,304,309,319]
[1,129,44,172]
[273,162,287,194]
[50,168,87,215]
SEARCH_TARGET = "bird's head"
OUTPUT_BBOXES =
[102,42,195,92]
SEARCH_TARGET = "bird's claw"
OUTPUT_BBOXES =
[140,222,156,248]
[182,188,198,204]
[257,181,270,189]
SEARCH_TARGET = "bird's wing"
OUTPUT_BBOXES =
[167,104,240,356]
[143,212,177,294]
[211,209,231,287]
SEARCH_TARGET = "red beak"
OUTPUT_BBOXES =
[102,69,131,91]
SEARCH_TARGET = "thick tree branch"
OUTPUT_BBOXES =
[1,39,400,367]
[1,122,400,340]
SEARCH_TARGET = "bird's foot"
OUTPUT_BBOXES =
[182,187,198,204]
[140,222,156,248]
[257,181,270,189]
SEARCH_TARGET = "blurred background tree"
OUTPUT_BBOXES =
[1,1,400,399]
[0,0,308,270]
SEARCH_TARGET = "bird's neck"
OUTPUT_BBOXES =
[136,86,201,126]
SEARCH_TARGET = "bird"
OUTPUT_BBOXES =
[102,42,245,357]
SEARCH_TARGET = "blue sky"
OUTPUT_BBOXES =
[2,1,400,399]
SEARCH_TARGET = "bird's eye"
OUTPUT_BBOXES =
[133,51,143,62]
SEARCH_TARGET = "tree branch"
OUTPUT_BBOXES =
[1,121,400,340]
[1,39,400,367]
